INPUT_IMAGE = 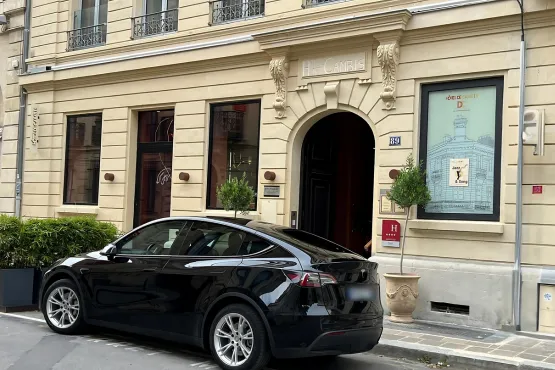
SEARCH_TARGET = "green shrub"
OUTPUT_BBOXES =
[0,215,28,269]
[216,173,256,218]
[18,216,119,268]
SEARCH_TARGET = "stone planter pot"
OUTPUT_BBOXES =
[0,268,36,312]
[383,273,420,323]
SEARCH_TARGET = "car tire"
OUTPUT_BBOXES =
[209,303,271,370]
[42,278,86,335]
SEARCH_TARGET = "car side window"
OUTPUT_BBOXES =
[237,234,272,256]
[117,220,189,255]
[171,221,242,256]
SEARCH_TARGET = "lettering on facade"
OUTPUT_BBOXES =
[31,107,39,147]
[301,52,366,78]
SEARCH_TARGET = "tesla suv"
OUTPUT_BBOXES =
[39,217,383,370]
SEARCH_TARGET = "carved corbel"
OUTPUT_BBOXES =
[324,82,340,110]
[269,54,289,119]
[377,41,400,111]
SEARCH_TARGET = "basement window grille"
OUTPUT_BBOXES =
[431,302,470,315]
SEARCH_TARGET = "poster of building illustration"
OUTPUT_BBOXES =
[425,86,497,215]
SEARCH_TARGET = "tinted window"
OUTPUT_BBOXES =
[64,114,102,205]
[117,220,189,255]
[207,101,260,210]
[173,221,272,256]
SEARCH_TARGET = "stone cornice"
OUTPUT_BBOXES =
[20,52,270,92]
[253,9,411,51]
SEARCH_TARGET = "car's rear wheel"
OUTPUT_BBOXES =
[42,279,85,334]
[209,304,270,370]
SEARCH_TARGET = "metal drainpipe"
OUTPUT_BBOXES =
[14,0,32,218]
[513,0,525,332]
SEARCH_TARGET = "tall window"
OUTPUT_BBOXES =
[418,78,503,221]
[64,114,102,205]
[207,101,261,210]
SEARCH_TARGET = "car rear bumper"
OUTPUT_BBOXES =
[272,317,383,359]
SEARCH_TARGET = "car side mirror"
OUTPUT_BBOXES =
[100,245,117,257]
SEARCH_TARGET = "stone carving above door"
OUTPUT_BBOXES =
[269,55,289,119]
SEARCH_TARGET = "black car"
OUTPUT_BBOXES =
[39,217,383,370]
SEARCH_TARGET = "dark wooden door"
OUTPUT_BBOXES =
[300,120,336,239]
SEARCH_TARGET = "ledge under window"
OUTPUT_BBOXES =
[55,206,99,216]
[408,219,504,234]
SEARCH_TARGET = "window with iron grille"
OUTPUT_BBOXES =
[132,0,179,39]
[67,0,107,51]
[210,0,264,25]
[302,0,345,8]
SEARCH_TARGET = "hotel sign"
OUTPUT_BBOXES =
[302,52,366,78]
[297,49,372,87]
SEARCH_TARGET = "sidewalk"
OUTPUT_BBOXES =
[374,318,555,369]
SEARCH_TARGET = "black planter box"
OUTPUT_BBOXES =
[0,268,37,312]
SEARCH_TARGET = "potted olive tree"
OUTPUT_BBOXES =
[384,154,431,323]
[216,174,256,218]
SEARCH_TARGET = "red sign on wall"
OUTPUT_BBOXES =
[533,185,543,194]
[382,220,401,248]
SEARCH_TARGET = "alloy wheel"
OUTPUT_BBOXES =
[213,313,254,367]
[46,287,80,329]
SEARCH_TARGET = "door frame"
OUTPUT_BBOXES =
[133,141,174,228]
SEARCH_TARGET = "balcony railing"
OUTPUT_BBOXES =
[303,0,344,8]
[67,24,107,51]
[210,0,264,25]
[132,9,178,39]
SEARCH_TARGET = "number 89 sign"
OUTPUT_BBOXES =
[382,220,401,248]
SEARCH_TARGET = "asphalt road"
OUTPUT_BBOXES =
[0,313,448,370]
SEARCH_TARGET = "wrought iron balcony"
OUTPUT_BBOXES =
[210,0,264,25]
[67,24,107,51]
[132,9,178,39]
[302,0,344,8]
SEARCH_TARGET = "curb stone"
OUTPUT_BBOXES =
[372,340,555,370]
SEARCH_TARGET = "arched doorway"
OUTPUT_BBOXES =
[299,112,375,255]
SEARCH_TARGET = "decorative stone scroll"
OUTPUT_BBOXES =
[269,55,289,119]
[377,42,400,111]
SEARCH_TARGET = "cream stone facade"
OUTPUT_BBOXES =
[5,0,555,331]
[0,0,26,215]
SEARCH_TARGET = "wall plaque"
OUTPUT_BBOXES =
[31,106,39,149]
[263,185,280,198]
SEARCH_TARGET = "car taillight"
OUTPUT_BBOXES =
[300,273,337,288]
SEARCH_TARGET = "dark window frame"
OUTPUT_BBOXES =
[63,113,103,206]
[206,99,261,211]
[417,77,504,222]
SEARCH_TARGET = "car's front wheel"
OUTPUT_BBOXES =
[209,304,270,370]
[42,278,85,334]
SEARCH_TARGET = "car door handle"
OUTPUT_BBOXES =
[80,268,90,275]
[143,268,158,272]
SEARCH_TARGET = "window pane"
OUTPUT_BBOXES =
[173,221,247,256]
[208,101,260,209]
[138,110,174,143]
[64,114,102,205]
[419,79,502,221]
[118,220,188,255]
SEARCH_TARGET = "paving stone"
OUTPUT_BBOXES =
[506,338,542,347]
[490,349,518,357]
[440,342,469,350]
[544,357,555,365]
[517,352,548,362]
[420,334,444,341]
[399,337,423,344]
[497,344,528,353]
[524,347,555,357]
[464,346,493,354]
[419,339,445,347]
[441,338,470,345]
[381,334,406,341]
